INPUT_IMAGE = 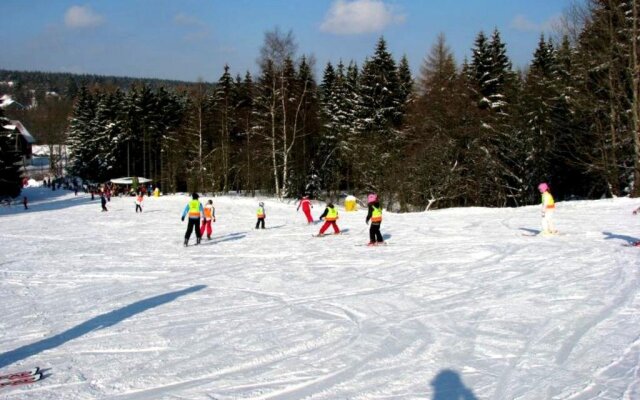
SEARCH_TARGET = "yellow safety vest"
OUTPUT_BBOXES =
[542,192,555,209]
[188,200,201,217]
[371,206,382,223]
[257,207,265,218]
[325,207,338,221]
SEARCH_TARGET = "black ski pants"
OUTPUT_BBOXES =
[369,223,383,243]
[185,218,202,239]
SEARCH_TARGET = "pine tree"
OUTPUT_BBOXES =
[293,55,319,196]
[213,64,236,192]
[468,29,523,206]
[236,71,258,194]
[355,37,402,192]
[520,35,559,201]
[90,91,125,181]
[67,86,97,179]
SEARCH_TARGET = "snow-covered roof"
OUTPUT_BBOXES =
[32,145,68,156]
[110,177,152,184]
[8,120,36,144]
[0,95,16,109]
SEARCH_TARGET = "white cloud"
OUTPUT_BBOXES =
[174,12,211,42]
[174,13,204,27]
[510,14,560,33]
[320,0,405,35]
[64,5,104,29]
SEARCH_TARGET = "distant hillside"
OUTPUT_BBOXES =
[0,69,210,100]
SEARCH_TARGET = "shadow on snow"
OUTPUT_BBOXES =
[0,285,206,369]
[602,231,640,245]
[0,187,94,217]
[430,369,478,400]
[204,232,247,245]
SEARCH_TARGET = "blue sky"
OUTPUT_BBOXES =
[0,0,578,82]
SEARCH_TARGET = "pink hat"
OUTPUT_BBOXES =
[367,193,378,204]
[538,183,549,192]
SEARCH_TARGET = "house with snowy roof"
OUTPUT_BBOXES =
[3,120,35,167]
[0,94,26,110]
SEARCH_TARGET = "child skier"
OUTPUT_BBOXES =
[632,206,640,246]
[538,182,558,235]
[200,199,216,239]
[256,202,266,229]
[366,193,384,246]
[317,202,340,235]
[100,191,108,212]
[181,193,204,246]
[135,192,144,213]
[297,195,314,224]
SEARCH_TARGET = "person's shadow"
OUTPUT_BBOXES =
[603,231,640,245]
[0,285,206,369]
[431,369,478,400]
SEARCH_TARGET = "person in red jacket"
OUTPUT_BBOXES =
[297,195,314,224]
[135,192,144,213]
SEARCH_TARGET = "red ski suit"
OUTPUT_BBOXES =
[298,198,314,223]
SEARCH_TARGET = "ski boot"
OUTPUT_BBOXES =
[196,237,201,245]
[183,238,188,247]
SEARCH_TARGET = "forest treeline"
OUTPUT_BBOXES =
[2,0,639,210]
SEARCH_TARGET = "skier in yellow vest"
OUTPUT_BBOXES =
[256,202,266,229]
[317,202,340,235]
[200,199,216,239]
[181,193,204,246]
[366,193,384,246]
[538,183,558,235]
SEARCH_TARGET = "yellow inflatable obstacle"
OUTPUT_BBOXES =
[345,195,357,211]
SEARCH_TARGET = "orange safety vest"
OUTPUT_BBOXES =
[204,204,214,220]
[257,206,265,218]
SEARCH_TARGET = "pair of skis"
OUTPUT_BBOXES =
[0,367,42,388]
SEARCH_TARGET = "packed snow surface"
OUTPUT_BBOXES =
[1,187,639,400]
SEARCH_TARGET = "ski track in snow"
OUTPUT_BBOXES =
[1,187,639,399]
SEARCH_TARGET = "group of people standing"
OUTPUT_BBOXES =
[177,182,639,247]
[180,193,386,247]
[181,193,216,246]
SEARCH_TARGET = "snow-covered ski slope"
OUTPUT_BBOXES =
[1,187,639,400]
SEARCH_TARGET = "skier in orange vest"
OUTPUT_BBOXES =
[200,199,216,239]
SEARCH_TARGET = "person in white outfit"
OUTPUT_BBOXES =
[538,182,557,235]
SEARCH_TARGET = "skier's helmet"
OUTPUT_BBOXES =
[192,192,199,200]
[537,183,549,193]
[367,193,378,204]
[259,202,264,207]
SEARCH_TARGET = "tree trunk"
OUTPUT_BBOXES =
[632,0,640,197]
